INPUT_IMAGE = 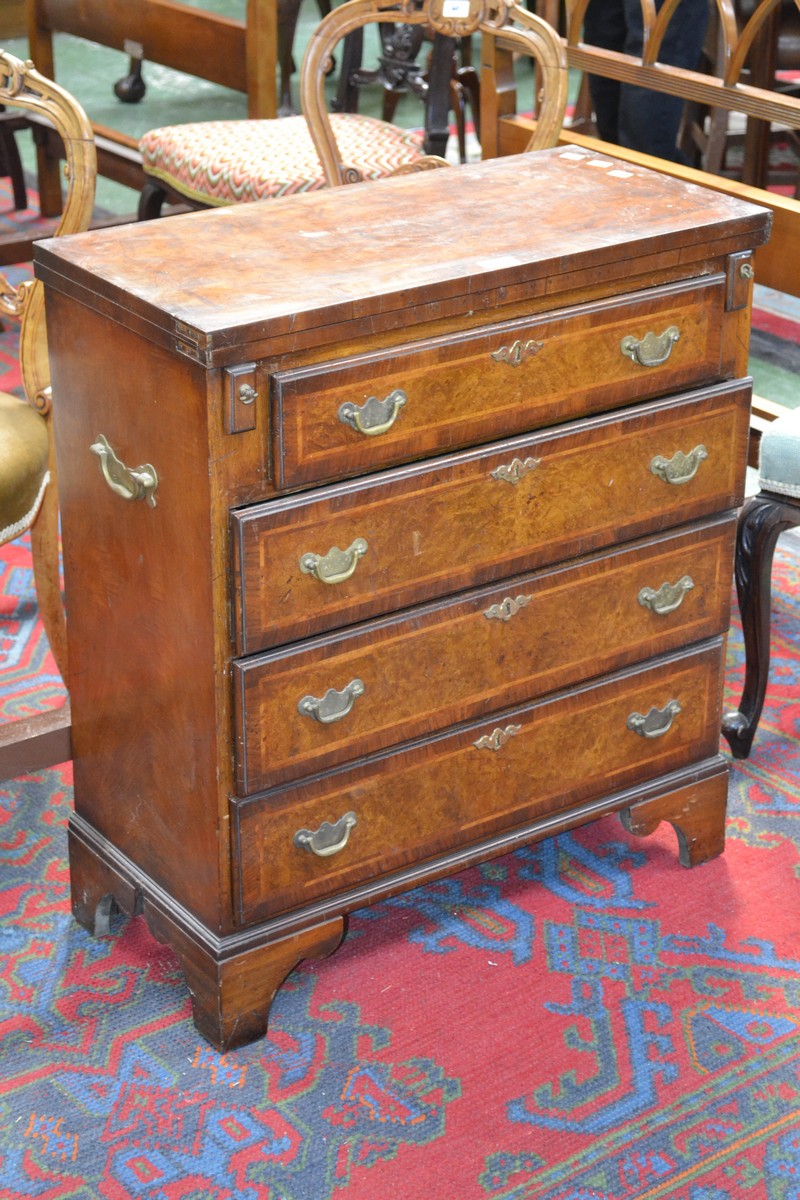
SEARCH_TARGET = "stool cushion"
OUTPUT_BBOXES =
[139,113,426,206]
[0,390,49,543]
[758,407,800,499]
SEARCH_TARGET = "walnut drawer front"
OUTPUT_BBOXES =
[273,276,727,488]
[232,639,725,923]
[233,515,735,793]
[232,379,750,654]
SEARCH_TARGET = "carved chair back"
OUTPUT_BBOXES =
[0,50,96,679]
[300,0,569,186]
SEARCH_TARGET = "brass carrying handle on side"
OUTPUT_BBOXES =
[90,434,159,507]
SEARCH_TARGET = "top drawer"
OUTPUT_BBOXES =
[272,276,727,488]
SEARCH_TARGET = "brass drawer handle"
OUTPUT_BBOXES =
[474,724,522,751]
[90,434,158,508]
[650,444,708,485]
[484,595,532,622]
[490,456,540,485]
[338,388,407,436]
[294,811,357,857]
[299,537,368,584]
[490,338,543,367]
[620,325,680,367]
[638,575,695,616]
[298,678,365,724]
[626,699,682,739]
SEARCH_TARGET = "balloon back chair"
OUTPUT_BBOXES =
[137,0,568,217]
[0,50,96,778]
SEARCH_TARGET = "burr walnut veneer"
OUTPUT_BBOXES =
[35,149,771,1050]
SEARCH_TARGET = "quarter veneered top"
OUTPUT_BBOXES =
[35,146,771,360]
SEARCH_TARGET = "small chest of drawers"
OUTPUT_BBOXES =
[36,148,771,1051]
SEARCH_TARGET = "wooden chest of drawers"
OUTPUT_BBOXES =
[36,149,771,1051]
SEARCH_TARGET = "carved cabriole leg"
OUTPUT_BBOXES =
[722,492,800,760]
[619,762,729,867]
[143,907,346,1053]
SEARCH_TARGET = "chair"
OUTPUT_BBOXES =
[0,50,96,778]
[137,0,568,218]
[685,0,800,193]
[722,408,800,759]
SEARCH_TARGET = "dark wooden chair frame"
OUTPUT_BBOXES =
[721,491,800,758]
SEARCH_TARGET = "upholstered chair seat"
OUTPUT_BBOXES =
[722,407,800,759]
[0,49,97,781]
[758,408,800,498]
[0,391,49,543]
[139,112,426,208]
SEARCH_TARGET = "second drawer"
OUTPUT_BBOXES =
[233,515,735,793]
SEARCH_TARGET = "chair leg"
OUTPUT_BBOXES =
[455,64,480,143]
[722,491,800,759]
[29,463,67,684]
[423,34,456,158]
[277,0,304,115]
[138,181,168,220]
[0,118,27,210]
[450,78,467,163]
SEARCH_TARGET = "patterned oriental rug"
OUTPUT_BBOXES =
[2,538,800,1200]
[1,181,800,1200]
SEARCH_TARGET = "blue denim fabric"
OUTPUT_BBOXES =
[583,0,709,162]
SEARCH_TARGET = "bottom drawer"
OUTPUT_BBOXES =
[233,639,725,924]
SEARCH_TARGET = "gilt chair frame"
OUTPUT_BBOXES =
[0,50,96,777]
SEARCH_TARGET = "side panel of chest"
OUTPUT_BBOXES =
[47,297,232,927]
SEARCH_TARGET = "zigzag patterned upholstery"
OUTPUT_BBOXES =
[140,112,426,206]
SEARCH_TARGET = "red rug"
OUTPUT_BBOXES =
[1,532,800,1198]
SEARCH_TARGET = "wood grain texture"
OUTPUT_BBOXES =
[233,381,751,653]
[620,766,729,868]
[274,276,729,488]
[233,640,726,923]
[34,149,771,359]
[234,516,735,792]
[40,153,768,1045]
[46,293,230,929]
[495,122,796,301]
[31,0,246,87]
[0,704,71,782]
